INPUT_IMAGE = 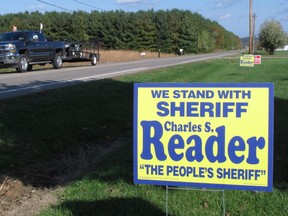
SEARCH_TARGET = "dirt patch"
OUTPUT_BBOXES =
[0,177,59,216]
[0,139,125,216]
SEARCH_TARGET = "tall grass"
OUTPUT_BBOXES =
[99,50,175,63]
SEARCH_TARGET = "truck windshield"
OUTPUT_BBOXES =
[0,32,25,41]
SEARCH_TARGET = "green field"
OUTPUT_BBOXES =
[1,57,288,215]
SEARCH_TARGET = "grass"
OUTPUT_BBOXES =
[0,79,134,185]
[1,57,288,215]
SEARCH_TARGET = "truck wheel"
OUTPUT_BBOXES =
[52,53,62,69]
[16,54,29,72]
[91,55,97,66]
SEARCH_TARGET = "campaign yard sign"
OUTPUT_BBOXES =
[133,83,274,192]
[254,55,262,65]
[240,55,255,67]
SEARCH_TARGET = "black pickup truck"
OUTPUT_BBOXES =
[0,30,65,72]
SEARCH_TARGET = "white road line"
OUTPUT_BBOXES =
[180,56,221,64]
[75,67,148,81]
[0,67,148,95]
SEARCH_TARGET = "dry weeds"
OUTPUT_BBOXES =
[0,178,59,216]
[99,50,175,63]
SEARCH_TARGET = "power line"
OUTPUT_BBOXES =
[37,0,74,12]
[72,0,105,11]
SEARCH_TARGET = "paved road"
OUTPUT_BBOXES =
[0,51,239,99]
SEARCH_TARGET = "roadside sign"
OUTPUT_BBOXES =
[254,55,262,64]
[134,83,274,192]
[240,55,254,67]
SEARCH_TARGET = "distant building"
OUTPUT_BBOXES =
[276,45,288,51]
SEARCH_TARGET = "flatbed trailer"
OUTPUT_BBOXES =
[62,41,100,66]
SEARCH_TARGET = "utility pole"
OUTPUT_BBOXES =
[249,0,253,54]
[252,13,256,54]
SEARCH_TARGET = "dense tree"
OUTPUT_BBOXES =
[177,11,198,54]
[0,9,241,54]
[198,30,214,52]
[154,10,171,52]
[43,12,73,40]
[87,11,102,41]
[259,20,287,55]
[70,11,89,41]
[130,10,157,51]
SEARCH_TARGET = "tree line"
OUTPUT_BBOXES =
[0,9,242,54]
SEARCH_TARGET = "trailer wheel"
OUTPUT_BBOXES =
[52,53,63,69]
[16,54,29,72]
[91,55,97,66]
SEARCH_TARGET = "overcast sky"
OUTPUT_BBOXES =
[1,0,288,38]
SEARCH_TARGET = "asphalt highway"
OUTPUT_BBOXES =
[0,51,240,99]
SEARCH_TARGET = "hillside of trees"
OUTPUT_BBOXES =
[0,9,242,54]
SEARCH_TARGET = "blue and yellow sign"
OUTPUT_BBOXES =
[133,83,274,192]
[240,55,255,67]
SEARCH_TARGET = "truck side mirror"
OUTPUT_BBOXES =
[32,35,39,42]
